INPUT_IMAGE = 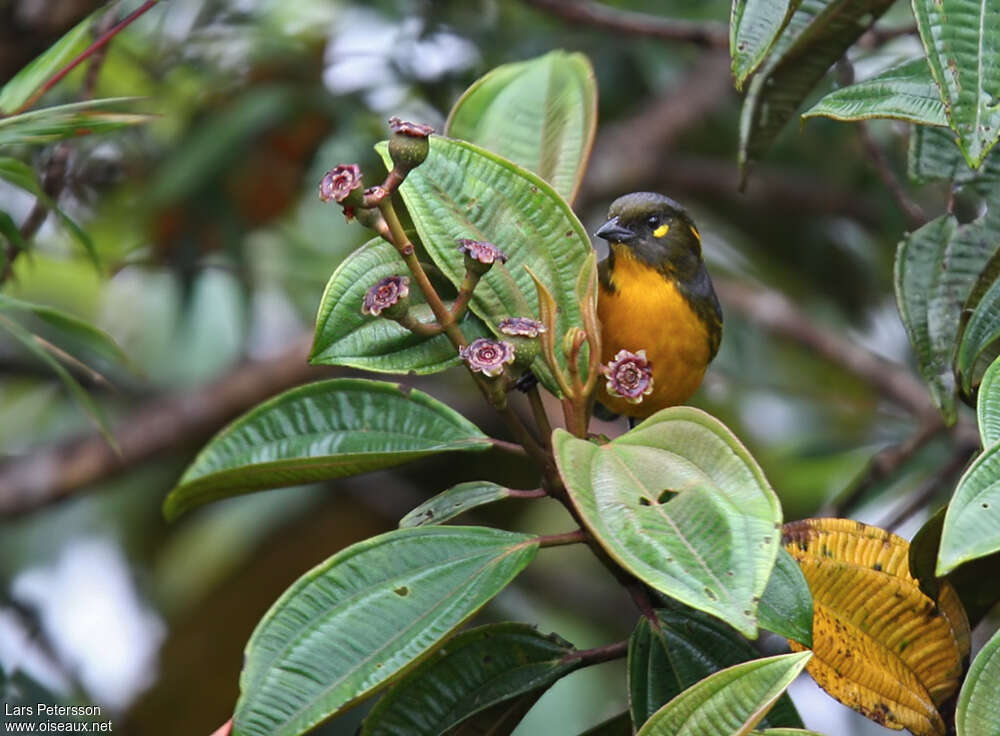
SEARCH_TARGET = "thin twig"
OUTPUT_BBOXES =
[562,639,629,667]
[526,384,554,449]
[536,529,587,547]
[857,122,927,230]
[508,488,547,499]
[882,441,977,533]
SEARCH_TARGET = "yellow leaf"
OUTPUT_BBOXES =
[783,518,970,736]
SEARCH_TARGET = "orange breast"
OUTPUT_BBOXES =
[597,250,712,418]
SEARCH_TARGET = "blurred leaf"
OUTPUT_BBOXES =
[445,50,597,204]
[399,481,515,528]
[757,546,813,647]
[0,97,152,146]
[310,237,491,374]
[0,210,27,269]
[730,0,801,90]
[0,15,90,114]
[784,519,969,736]
[978,356,1000,446]
[912,0,1000,167]
[957,276,1000,393]
[361,622,576,735]
[628,607,803,731]
[575,712,632,735]
[552,407,782,637]
[956,626,1000,736]
[635,652,811,736]
[377,137,591,396]
[739,0,895,176]
[164,379,492,519]
[938,443,1000,575]
[233,526,539,736]
[801,58,948,125]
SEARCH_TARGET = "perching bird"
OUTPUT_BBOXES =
[595,192,722,419]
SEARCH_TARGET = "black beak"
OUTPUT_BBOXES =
[595,216,635,243]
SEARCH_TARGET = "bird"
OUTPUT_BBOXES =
[594,191,722,420]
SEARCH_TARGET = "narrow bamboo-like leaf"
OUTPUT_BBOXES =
[636,652,811,736]
[164,379,491,519]
[957,276,1000,393]
[0,97,151,146]
[978,356,1000,447]
[553,407,782,637]
[233,526,538,736]
[628,607,803,730]
[310,238,491,374]
[739,0,895,175]
[361,622,576,735]
[802,58,948,125]
[912,0,1000,167]
[0,16,91,114]
[445,50,597,204]
[757,546,813,647]
[730,0,801,90]
[938,443,1000,575]
[376,137,592,396]
[399,481,514,528]
[784,519,969,736]
[956,626,1000,736]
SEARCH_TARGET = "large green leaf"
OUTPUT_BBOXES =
[445,50,596,204]
[956,626,1000,736]
[232,526,538,736]
[628,607,804,731]
[552,407,782,637]
[0,15,90,114]
[937,442,1000,575]
[635,652,812,736]
[802,57,948,126]
[310,238,491,374]
[0,98,151,147]
[957,276,1000,393]
[164,379,491,519]
[377,136,592,396]
[739,0,895,175]
[360,622,577,735]
[757,547,813,647]
[912,0,1000,167]
[978,356,1000,447]
[730,0,801,90]
[399,481,515,528]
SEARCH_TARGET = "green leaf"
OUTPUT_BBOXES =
[164,379,492,519]
[730,0,801,90]
[978,356,1000,447]
[802,57,948,126]
[635,652,812,736]
[445,50,597,204]
[739,0,895,176]
[449,691,546,735]
[576,712,633,735]
[360,622,577,735]
[399,481,515,528]
[628,607,804,731]
[0,15,91,114]
[757,547,813,647]
[377,137,591,396]
[937,442,1000,575]
[232,526,538,736]
[912,0,1000,167]
[0,98,152,147]
[908,124,1000,187]
[958,276,1000,393]
[956,626,1000,736]
[0,157,99,269]
[552,407,783,637]
[0,210,27,271]
[310,238,491,374]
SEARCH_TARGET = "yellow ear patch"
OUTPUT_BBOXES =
[689,225,701,240]
[652,224,669,238]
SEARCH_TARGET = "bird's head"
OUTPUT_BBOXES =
[596,192,702,276]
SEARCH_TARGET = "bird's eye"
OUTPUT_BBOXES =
[647,216,660,229]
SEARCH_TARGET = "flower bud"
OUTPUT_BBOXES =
[457,238,508,276]
[600,349,654,404]
[362,275,410,319]
[459,338,515,378]
[498,317,546,366]
[388,117,434,174]
[319,164,364,210]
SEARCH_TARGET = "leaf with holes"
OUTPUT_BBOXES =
[360,623,577,735]
[938,443,1000,575]
[784,519,969,736]
[912,0,1000,167]
[802,57,948,126]
[446,50,597,204]
[636,652,811,736]
[164,379,491,519]
[0,15,91,114]
[628,606,803,730]
[310,238,491,374]
[730,0,802,90]
[956,626,1000,736]
[553,407,782,637]
[376,136,592,396]
[757,546,813,647]
[233,526,538,736]
[399,481,515,528]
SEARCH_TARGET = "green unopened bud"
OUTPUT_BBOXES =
[562,327,587,359]
[388,117,434,174]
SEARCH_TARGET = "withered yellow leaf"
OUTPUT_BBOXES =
[783,518,970,736]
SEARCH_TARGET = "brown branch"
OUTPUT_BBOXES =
[562,638,629,667]
[537,529,588,547]
[522,0,728,48]
[857,122,927,229]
